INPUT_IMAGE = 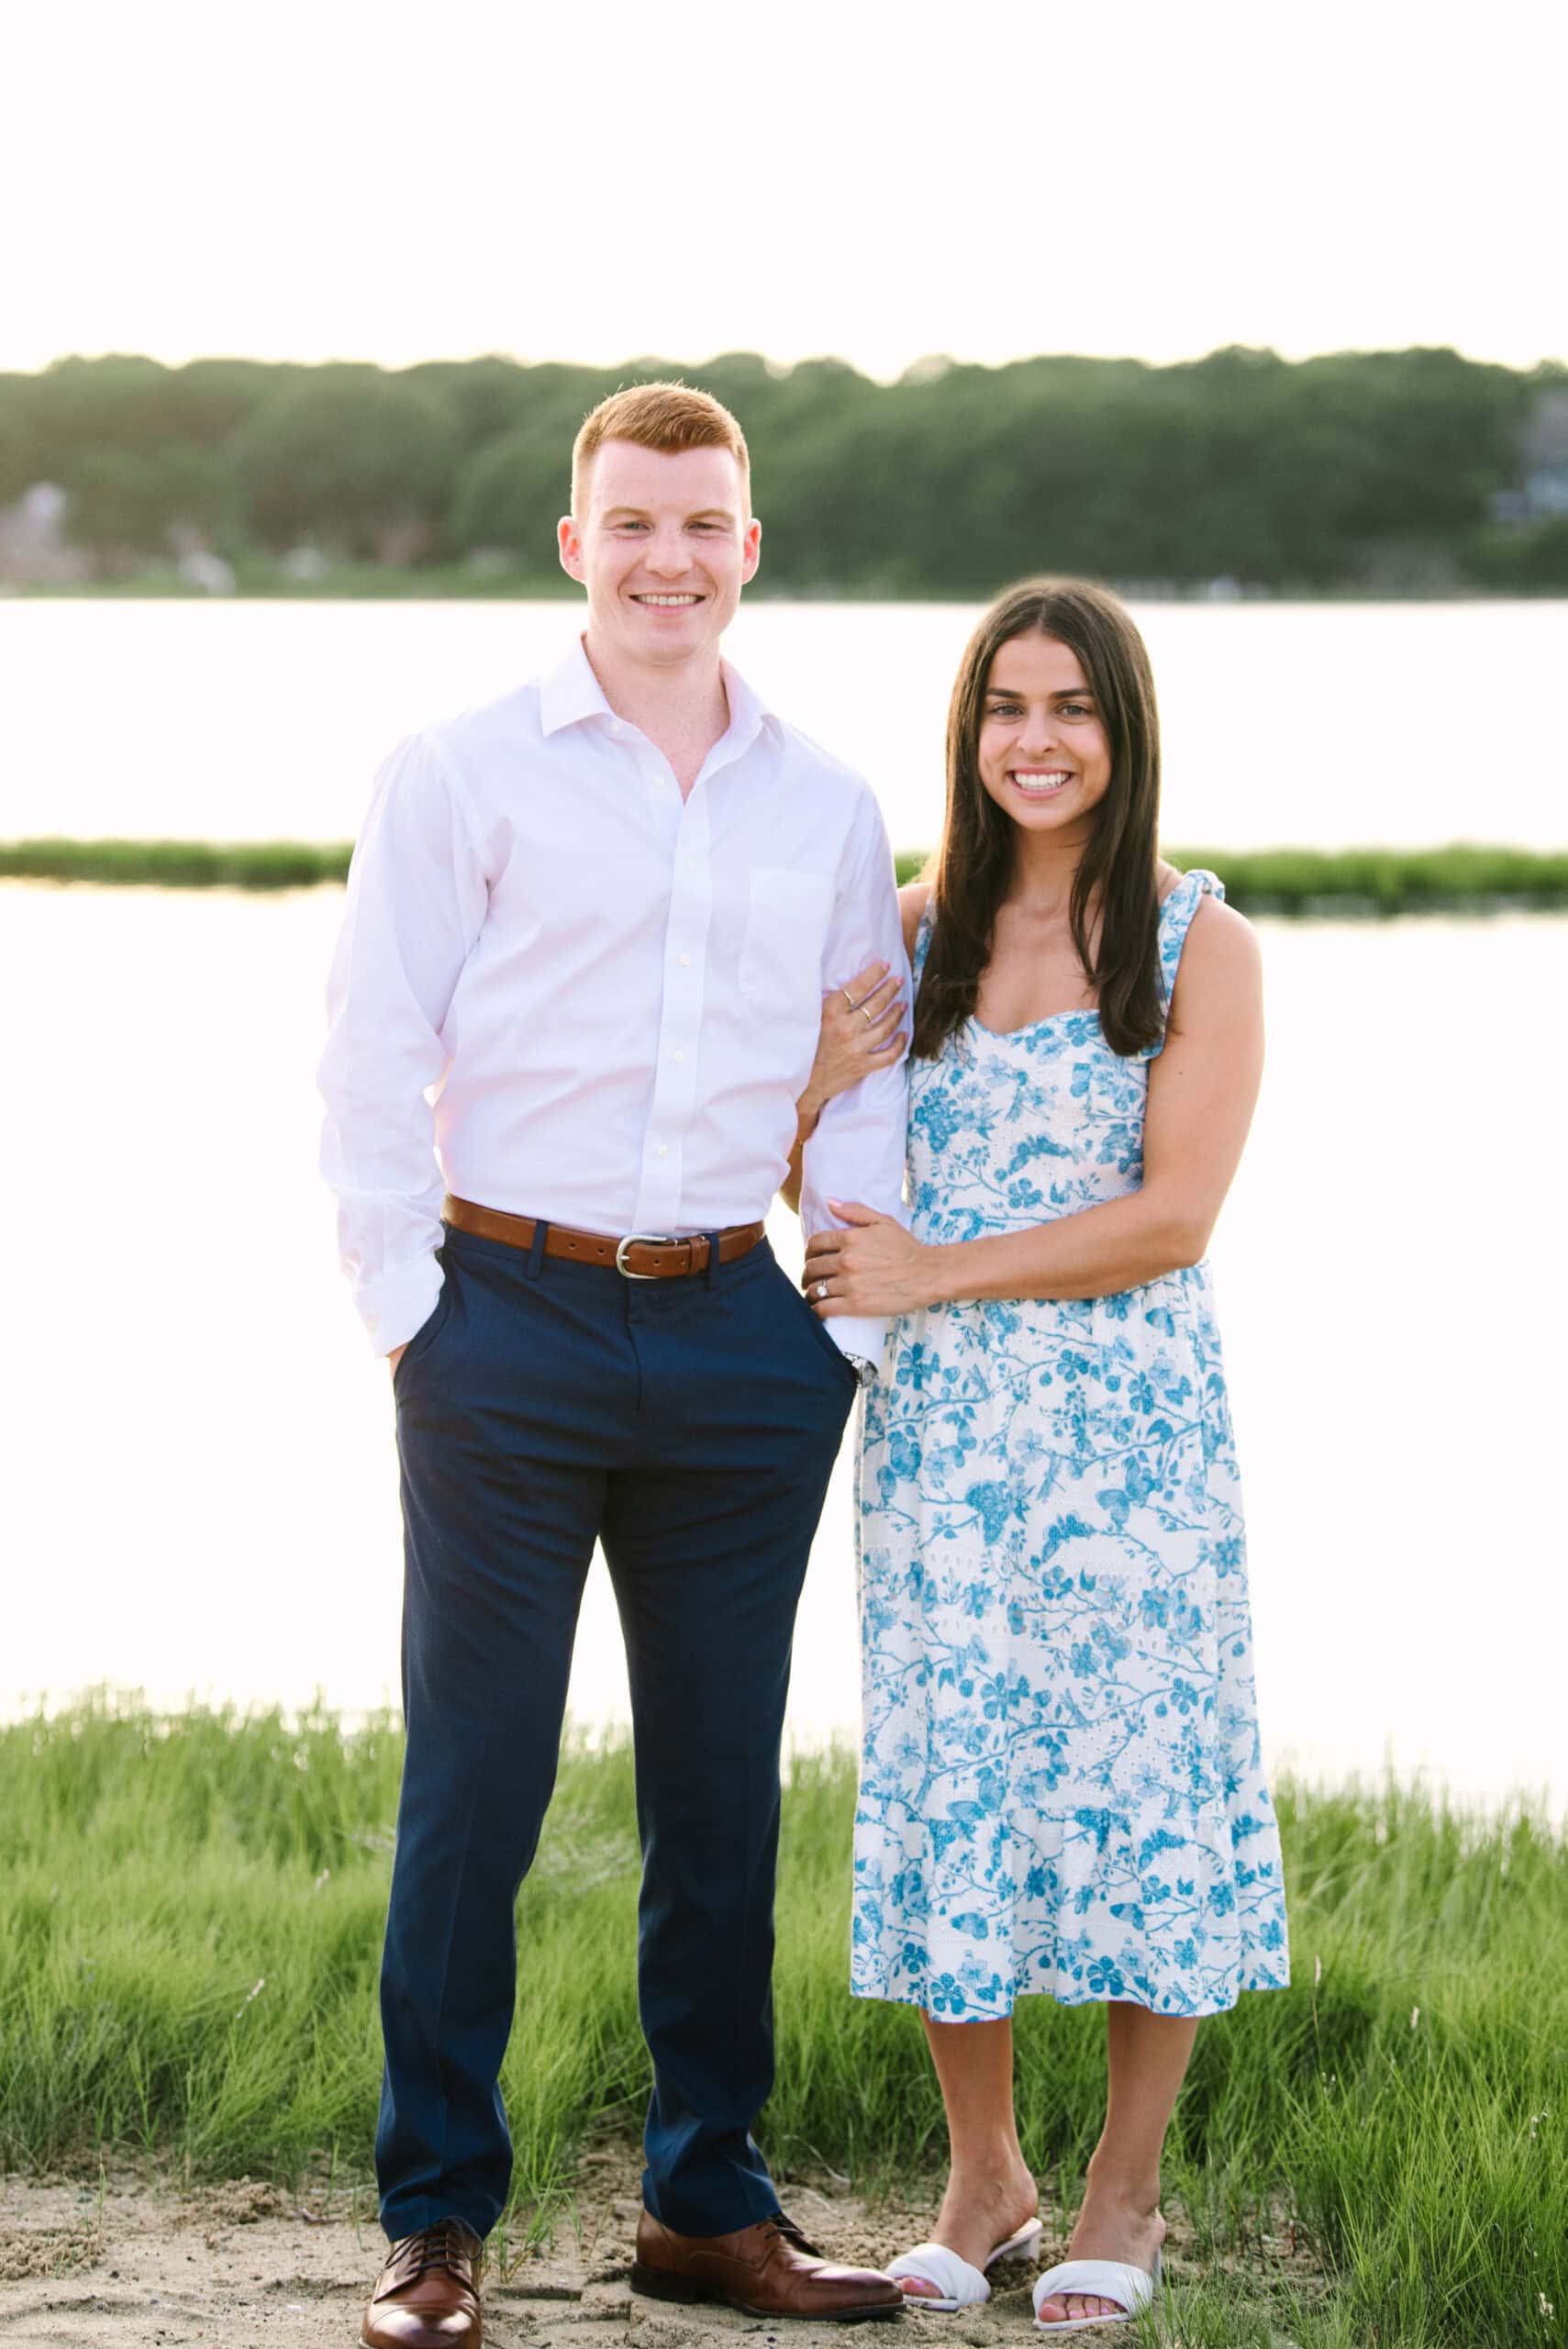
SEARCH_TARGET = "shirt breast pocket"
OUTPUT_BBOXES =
[739,867,835,1023]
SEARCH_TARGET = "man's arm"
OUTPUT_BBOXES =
[317,732,489,1357]
[797,796,910,1368]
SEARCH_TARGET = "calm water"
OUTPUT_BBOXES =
[4,881,1563,1809]
[3,597,1567,852]
[4,598,1565,1805]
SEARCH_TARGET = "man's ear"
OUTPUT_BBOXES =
[558,515,584,582]
[740,517,762,586]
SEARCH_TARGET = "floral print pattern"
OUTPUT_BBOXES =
[851,873,1289,2019]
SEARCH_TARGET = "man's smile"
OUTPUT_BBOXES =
[630,592,705,607]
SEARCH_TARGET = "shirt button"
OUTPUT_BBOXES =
[672,1050,684,1063]
[655,1144,669,1158]
[684,856,697,870]
[678,953,692,967]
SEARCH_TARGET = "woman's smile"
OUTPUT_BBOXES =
[1006,765,1076,798]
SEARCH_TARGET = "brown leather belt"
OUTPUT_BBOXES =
[442,1195,767,1281]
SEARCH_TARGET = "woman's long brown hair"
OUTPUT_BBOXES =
[912,580,1164,1062]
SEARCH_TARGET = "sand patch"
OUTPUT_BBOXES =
[0,2148,1322,2346]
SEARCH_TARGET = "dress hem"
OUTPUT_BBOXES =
[848,1970,1289,2023]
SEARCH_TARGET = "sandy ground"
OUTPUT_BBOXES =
[0,2145,1321,2347]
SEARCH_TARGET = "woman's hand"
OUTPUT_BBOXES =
[795,961,905,1144]
[803,1201,944,1318]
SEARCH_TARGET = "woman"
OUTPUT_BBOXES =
[797,582,1289,2332]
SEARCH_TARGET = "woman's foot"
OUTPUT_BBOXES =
[898,2160,1040,2299]
[1034,2178,1166,2325]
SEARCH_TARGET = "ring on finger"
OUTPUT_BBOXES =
[815,1280,830,1300]
[841,987,857,1009]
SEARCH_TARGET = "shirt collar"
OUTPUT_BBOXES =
[539,636,613,736]
[539,634,784,749]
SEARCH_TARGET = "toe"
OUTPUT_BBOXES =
[899,2277,942,2299]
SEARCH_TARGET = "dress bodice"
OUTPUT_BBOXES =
[906,870,1224,1246]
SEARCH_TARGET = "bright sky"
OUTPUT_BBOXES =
[6,0,1562,382]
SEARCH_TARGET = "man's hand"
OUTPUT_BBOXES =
[803,1201,942,1318]
[388,1343,409,1374]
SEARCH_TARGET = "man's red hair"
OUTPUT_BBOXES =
[572,381,751,516]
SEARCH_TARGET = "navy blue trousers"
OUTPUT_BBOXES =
[377,1222,857,2242]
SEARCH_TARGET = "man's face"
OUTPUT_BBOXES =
[559,440,761,669]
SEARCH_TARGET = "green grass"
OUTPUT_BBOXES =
[4,837,1568,910]
[0,837,352,889]
[1,1700,1562,2344]
[891,842,1568,913]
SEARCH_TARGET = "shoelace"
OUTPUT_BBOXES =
[763,2214,824,2261]
[393,2220,476,2283]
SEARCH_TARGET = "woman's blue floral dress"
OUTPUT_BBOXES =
[852,873,1289,2019]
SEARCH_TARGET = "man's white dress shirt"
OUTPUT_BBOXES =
[319,638,909,1364]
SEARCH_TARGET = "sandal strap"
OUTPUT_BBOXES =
[1032,2257,1157,2319]
[887,2242,990,2308]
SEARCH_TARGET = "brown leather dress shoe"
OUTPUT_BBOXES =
[361,2217,483,2347]
[632,2209,904,2322]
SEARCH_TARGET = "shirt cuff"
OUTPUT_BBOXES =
[823,1313,888,1373]
[359,1252,445,1358]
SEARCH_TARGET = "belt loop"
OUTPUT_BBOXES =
[704,1229,721,1291]
[526,1218,550,1281]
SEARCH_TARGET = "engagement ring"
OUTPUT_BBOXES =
[816,1281,830,1300]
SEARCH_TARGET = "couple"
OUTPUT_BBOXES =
[319,382,1289,2347]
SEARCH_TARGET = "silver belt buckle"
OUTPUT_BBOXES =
[615,1230,677,1280]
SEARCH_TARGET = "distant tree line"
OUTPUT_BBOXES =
[1,346,1564,593]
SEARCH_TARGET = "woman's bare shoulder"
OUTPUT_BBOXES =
[1175,885,1262,998]
[897,880,932,963]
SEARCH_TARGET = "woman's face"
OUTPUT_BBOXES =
[975,630,1112,842]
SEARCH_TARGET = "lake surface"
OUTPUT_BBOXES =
[4,879,1563,1810]
[4,597,1567,852]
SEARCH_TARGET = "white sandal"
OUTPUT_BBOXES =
[1031,2250,1162,2332]
[887,2218,1043,2311]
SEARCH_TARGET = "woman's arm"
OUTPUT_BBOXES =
[778,956,906,1212]
[803,896,1263,1312]
[779,882,928,1213]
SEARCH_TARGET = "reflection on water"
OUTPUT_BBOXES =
[4,886,1562,1811]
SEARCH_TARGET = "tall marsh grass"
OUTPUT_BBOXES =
[4,838,1568,910]
[1,1699,1562,2346]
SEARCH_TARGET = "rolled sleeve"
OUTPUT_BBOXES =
[799,793,911,1371]
[317,732,489,1355]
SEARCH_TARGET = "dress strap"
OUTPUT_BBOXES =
[1157,867,1224,1000]
[912,893,937,988]
[1147,867,1224,1056]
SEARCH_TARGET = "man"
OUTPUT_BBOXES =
[319,381,909,2346]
